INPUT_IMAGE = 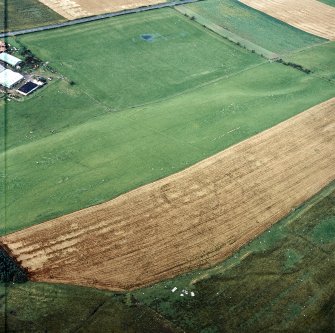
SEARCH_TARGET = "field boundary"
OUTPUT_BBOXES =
[0,0,201,37]
[175,6,279,59]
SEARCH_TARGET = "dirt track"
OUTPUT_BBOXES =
[239,0,335,40]
[1,98,335,291]
[38,0,166,19]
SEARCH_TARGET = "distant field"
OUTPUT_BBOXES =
[1,61,335,235]
[240,0,335,40]
[181,0,325,54]
[0,0,64,32]
[16,9,262,110]
[134,182,335,332]
[285,42,335,81]
[39,0,166,19]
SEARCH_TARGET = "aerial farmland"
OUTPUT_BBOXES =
[0,0,334,332]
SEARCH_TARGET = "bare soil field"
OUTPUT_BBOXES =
[1,98,335,291]
[38,0,165,19]
[239,0,335,40]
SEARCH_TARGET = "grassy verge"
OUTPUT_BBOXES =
[0,0,64,32]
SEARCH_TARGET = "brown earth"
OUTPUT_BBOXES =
[239,0,335,40]
[1,98,335,291]
[38,0,166,19]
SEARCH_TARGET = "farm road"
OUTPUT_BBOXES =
[0,0,201,38]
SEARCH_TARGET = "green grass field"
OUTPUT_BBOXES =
[1,182,334,332]
[1,9,335,235]
[0,0,64,32]
[16,9,262,110]
[182,0,326,54]
[285,42,335,82]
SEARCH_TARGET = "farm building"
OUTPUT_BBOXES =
[0,69,24,88]
[0,41,6,53]
[17,81,41,96]
[0,64,4,73]
[0,52,22,67]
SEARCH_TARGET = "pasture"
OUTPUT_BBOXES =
[16,9,262,110]
[1,62,335,235]
[1,98,335,290]
[181,0,326,54]
[0,0,64,32]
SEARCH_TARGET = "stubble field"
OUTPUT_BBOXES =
[38,0,166,19]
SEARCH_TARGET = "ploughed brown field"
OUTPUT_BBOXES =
[38,0,166,19]
[1,98,335,291]
[239,0,335,40]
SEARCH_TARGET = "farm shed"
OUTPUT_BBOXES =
[17,81,40,96]
[0,52,22,67]
[0,69,24,88]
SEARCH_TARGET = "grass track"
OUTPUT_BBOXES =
[182,0,326,54]
[0,0,64,32]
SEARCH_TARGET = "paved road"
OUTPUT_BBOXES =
[0,0,201,38]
